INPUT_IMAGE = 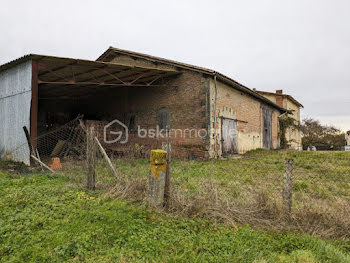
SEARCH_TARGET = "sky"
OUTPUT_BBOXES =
[1,0,349,131]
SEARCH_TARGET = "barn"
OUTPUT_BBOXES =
[0,47,285,164]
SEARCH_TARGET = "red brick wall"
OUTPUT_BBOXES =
[83,52,211,159]
[93,52,282,158]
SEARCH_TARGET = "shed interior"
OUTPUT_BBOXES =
[34,56,179,156]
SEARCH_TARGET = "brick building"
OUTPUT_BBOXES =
[0,47,286,163]
[255,90,303,150]
[95,47,285,157]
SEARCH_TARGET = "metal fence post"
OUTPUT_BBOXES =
[86,126,96,190]
[283,159,294,219]
[148,149,167,207]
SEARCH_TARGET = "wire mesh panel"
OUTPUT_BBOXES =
[33,117,86,163]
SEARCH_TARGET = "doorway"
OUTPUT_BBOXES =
[262,107,272,149]
[221,118,238,154]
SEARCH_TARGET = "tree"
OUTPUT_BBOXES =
[300,118,345,150]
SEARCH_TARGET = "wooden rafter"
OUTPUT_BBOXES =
[38,60,180,87]
[41,65,107,83]
[90,68,153,83]
[128,71,151,84]
[71,65,75,82]
[38,62,77,78]
[102,69,127,84]
[146,74,165,85]
[38,80,163,87]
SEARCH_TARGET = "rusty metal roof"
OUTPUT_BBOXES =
[0,54,180,99]
[97,47,287,112]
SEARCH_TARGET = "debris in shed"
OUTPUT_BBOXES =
[51,140,67,157]
[49,157,62,170]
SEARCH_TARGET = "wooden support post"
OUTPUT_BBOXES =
[86,127,96,190]
[80,120,118,180]
[23,126,35,155]
[282,159,294,219]
[162,142,171,209]
[147,150,167,207]
[94,136,119,180]
[30,155,55,174]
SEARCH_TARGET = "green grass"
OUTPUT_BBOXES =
[61,150,350,238]
[0,170,349,262]
[79,150,349,204]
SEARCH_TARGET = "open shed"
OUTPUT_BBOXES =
[0,54,179,164]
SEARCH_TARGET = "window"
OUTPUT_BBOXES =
[158,109,170,130]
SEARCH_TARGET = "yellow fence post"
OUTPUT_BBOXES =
[148,149,167,207]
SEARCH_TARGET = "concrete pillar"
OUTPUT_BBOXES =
[147,149,167,207]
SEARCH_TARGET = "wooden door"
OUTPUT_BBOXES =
[221,118,238,154]
[262,107,272,149]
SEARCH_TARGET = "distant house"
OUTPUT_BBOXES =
[0,47,286,163]
[255,90,303,150]
[346,131,350,146]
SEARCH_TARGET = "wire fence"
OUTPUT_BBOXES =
[6,120,350,239]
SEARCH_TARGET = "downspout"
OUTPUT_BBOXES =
[213,73,218,155]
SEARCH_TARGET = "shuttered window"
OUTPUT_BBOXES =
[158,109,170,130]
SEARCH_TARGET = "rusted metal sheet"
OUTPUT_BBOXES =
[221,118,238,154]
[0,60,32,164]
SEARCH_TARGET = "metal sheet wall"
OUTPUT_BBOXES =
[0,60,32,164]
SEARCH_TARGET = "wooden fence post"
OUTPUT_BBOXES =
[162,142,171,209]
[283,159,294,219]
[86,127,96,190]
[147,150,167,207]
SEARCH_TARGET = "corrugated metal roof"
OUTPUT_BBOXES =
[0,54,181,100]
[0,50,287,112]
[97,46,287,112]
[0,53,179,74]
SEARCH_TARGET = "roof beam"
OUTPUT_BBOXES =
[38,80,163,87]
[38,62,78,77]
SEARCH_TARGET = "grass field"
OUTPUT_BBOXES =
[0,150,349,262]
[63,149,350,238]
[0,170,350,262]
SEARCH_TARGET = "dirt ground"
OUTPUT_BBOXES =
[0,160,40,174]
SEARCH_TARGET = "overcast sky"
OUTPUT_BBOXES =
[1,0,349,131]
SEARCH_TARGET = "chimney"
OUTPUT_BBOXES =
[276,90,283,107]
